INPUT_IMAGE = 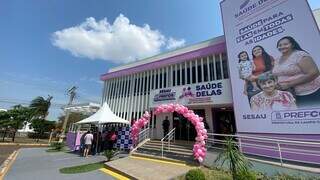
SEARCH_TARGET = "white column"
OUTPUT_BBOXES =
[207,56,211,82]
[175,64,178,86]
[137,73,143,118]
[195,59,198,83]
[189,61,193,84]
[161,68,165,88]
[213,55,217,80]
[115,76,122,115]
[146,70,150,110]
[128,74,136,122]
[111,78,118,112]
[132,74,139,121]
[166,66,169,87]
[201,57,204,82]
[170,65,174,87]
[220,53,224,79]
[122,76,129,119]
[184,61,188,84]
[157,69,160,89]
[153,69,156,90]
[141,71,146,114]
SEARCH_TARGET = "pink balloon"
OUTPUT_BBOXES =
[198,157,203,163]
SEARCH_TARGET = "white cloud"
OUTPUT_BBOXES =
[166,37,186,50]
[52,14,185,63]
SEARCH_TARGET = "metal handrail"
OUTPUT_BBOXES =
[161,128,176,157]
[206,133,320,166]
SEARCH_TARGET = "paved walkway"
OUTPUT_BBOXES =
[4,148,115,180]
[105,156,195,180]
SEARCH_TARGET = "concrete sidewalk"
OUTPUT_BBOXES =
[105,156,195,180]
[4,148,115,180]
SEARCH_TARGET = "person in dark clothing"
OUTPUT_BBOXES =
[162,116,170,137]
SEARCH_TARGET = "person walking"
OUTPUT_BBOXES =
[83,130,93,157]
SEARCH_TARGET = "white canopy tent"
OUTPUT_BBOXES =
[75,102,129,125]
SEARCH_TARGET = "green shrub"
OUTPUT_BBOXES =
[104,149,116,162]
[236,170,258,180]
[50,142,64,151]
[185,169,205,180]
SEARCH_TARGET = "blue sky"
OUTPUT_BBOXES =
[1,0,320,120]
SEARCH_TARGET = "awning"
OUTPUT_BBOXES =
[75,102,129,125]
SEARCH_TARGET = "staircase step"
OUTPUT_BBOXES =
[130,152,199,166]
[141,144,193,153]
[146,141,194,149]
[138,146,193,156]
[134,149,196,163]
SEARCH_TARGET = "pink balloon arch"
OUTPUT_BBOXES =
[130,103,207,163]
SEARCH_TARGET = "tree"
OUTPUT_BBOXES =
[215,137,252,180]
[56,112,88,132]
[30,119,56,141]
[29,95,53,119]
[0,105,32,142]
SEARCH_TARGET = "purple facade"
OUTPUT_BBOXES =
[99,38,320,165]
[66,132,84,151]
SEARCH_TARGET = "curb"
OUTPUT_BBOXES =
[103,163,138,180]
[0,143,49,146]
[0,150,19,179]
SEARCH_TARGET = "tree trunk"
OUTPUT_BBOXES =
[12,130,16,142]
[2,128,7,142]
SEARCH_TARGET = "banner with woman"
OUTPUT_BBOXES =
[221,0,320,134]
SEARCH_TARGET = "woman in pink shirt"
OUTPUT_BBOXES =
[273,36,320,107]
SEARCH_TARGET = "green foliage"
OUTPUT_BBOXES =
[271,173,320,180]
[235,170,258,180]
[29,96,53,119]
[30,119,55,139]
[215,137,252,180]
[185,169,205,180]
[56,112,88,131]
[50,142,64,151]
[104,149,116,161]
[0,105,33,142]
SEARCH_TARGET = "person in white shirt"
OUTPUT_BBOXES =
[83,131,94,157]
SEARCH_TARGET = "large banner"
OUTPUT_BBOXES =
[149,79,232,108]
[221,0,320,134]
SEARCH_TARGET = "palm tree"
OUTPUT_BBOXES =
[215,137,252,179]
[29,95,53,119]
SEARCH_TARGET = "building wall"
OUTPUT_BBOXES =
[313,9,320,28]
[102,51,229,124]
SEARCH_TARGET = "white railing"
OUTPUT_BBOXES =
[161,128,176,157]
[130,127,150,153]
[206,133,320,166]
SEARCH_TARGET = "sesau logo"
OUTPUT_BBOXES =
[240,0,250,10]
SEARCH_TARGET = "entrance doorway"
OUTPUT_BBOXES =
[172,109,206,141]
[212,108,236,134]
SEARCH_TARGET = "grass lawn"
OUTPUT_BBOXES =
[59,162,105,174]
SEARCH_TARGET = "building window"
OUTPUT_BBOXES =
[192,61,196,84]
[197,59,202,83]
[182,68,185,85]
[203,59,208,82]
[222,53,229,79]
